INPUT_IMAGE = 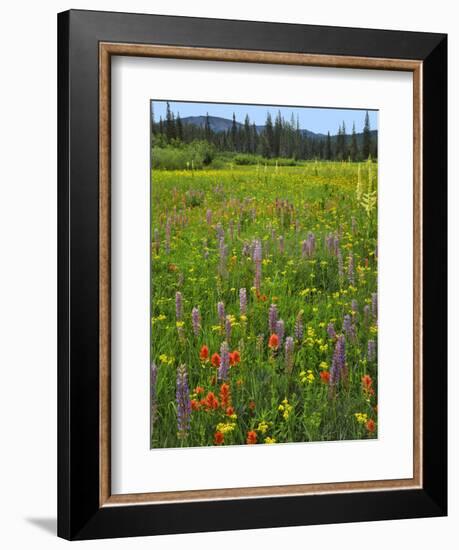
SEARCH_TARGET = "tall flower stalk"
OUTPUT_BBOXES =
[329,335,346,393]
[176,364,191,438]
[239,288,247,316]
[268,304,278,333]
[285,336,294,373]
[218,341,230,381]
[191,307,201,336]
[253,239,262,292]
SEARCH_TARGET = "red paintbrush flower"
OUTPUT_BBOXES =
[211,353,221,367]
[230,350,241,366]
[366,419,376,433]
[190,399,201,411]
[320,371,330,384]
[268,333,279,350]
[246,430,257,444]
[214,431,224,445]
[200,345,209,361]
[219,383,231,410]
[204,391,219,411]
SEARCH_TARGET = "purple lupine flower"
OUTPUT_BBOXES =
[351,299,358,316]
[217,301,225,324]
[294,311,304,341]
[285,336,294,373]
[348,254,355,285]
[239,288,247,315]
[327,322,336,339]
[191,307,201,336]
[333,235,340,256]
[329,335,346,388]
[225,316,232,341]
[371,292,378,320]
[206,209,212,225]
[343,314,356,340]
[326,233,334,254]
[151,361,158,430]
[175,291,183,321]
[165,218,171,254]
[242,241,250,257]
[218,341,230,381]
[268,304,278,333]
[278,235,285,254]
[338,249,344,281]
[276,319,285,347]
[176,364,191,438]
[363,304,370,325]
[219,239,228,277]
[351,216,357,234]
[368,339,376,362]
[153,228,160,254]
[216,222,224,240]
[253,239,262,292]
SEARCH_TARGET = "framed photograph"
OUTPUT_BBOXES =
[58,9,447,540]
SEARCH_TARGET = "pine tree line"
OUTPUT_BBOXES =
[152,103,377,161]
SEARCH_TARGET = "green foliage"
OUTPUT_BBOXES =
[151,140,216,170]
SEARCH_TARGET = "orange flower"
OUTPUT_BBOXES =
[268,333,279,350]
[219,383,231,410]
[366,419,376,433]
[236,378,244,387]
[246,430,257,444]
[230,350,241,366]
[211,353,221,367]
[190,399,201,411]
[214,431,224,445]
[200,345,209,361]
[226,406,235,416]
[202,391,219,411]
[320,371,330,384]
[167,263,178,272]
[361,374,373,390]
[361,374,375,396]
[194,386,205,395]
[248,400,256,411]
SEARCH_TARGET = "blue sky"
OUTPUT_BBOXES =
[151,100,378,135]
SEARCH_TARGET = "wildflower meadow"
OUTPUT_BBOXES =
[150,104,378,448]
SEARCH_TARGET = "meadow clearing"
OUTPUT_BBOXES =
[150,161,378,448]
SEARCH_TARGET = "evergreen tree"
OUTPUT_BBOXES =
[165,101,176,142]
[231,113,238,151]
[204,113,211,141]
[273,111,283,157]
[251,123,259,155]
[264,112,274,158]
[362,111,371,160]
[244,114,251,153]
[176,113,183,141]
[326,131,332,160]
[350,122,358,161]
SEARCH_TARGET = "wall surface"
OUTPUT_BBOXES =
[0,1,455,548]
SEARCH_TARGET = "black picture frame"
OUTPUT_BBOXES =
[58,9,447,540]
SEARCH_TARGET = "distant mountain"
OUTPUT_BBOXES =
[180,115,241,133]
[180,115,375,140]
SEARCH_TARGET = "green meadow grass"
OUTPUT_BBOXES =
[151,161,378,448]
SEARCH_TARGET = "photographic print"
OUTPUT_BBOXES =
[150,100,378,449]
